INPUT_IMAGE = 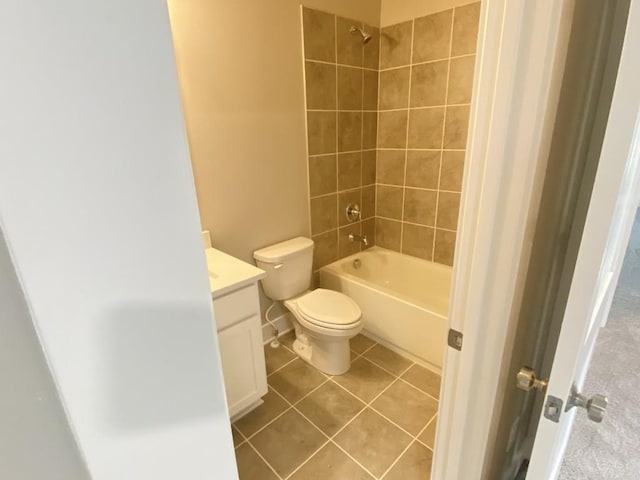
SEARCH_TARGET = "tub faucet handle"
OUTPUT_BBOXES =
[348,234,369,246]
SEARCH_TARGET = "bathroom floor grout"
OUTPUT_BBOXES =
[233,332,440,479]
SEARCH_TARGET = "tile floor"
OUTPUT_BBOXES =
[232,331,441,480]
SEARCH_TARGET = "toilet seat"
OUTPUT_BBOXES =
[296,289,361,330]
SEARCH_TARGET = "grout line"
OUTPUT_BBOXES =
[379,438,416,478]
[257,338,442,479]
[377,52,475,72]
[375,103,470,113]
[414,414,438,452]
[431,8,456,262]
[375,183,462,194]
[376,147,466,152]
[398,18,415,255]
[266,354,300,378]
[395,376,441,404]
[246,437,285,479]
[305,57,379,73]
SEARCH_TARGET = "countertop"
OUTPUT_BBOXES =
[205,247,266,299]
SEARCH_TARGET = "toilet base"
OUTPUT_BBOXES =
[292,331,353,376]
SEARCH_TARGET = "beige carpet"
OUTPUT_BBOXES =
[559,209,640,479]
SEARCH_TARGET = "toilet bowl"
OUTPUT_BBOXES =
[253,237,363,375]
[285,288,362,375]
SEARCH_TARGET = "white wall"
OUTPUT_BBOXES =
[0,1,237,479]
[0,231,90,480]
[381,0,476,26]
[168,0,382,319]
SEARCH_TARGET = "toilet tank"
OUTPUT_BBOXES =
[253,237,314,300]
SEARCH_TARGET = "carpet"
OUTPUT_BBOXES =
[559,209,640,479]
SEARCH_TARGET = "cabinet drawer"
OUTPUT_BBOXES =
[213,283,260,331]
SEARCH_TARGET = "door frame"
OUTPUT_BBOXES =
[433,1,578,478]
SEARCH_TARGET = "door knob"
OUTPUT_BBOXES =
[566,385,608,423]
[516,366,548,392]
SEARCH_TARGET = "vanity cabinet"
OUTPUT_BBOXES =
[213,282,267,420]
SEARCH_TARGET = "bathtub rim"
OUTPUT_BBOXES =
[320,246,451,319]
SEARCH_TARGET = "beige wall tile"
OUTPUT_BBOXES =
[362,185,376,219]
[375,218,402,251]
[402,223,434,260]
[339,188,362,226]
[380,21,413,69]
[362,217,375,248]
[313,229,339,269]
[451,2,480,56]
[448,55,475,104]
[408,107,444,149]
[337,17,364,67]
[303,8,336,62]
[307,111,337,155]
[338,152,362,190]
[379,67,410,110]
[410,60,448,107]
[443,105,470,149]
[403,188,437,225]
[405,150,440,189]
[434,229,456,265]
[412,10,453,63]
[363,25,380,69]
[363,70,379,110]
[440,150,465,191]
[338,112,362,152]
[338,66,363,110]
[310,194,338,234]
[377,185,403,219]
[309,154,337,196]
[305,61,337,110]
[362,150,377,185]
[377,149,406,185]
[378,110,408,148]
[362,112,378,149]
[339,223,362,258]
[436,191,460,230]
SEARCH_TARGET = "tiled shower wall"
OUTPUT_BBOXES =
[303,3,480,270]
[302,8,380,271]
[376,3,480,266]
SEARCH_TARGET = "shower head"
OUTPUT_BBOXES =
[350,25,372,44]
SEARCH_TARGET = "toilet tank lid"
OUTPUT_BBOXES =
[253,237,314,263]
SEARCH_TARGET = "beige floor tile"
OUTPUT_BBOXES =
[234,443,278,480]
[332,357,395,403]
[264,343,295,375]
[334,408,412,478]
[363,344,413,375]
[418,417,437,449]
[401,364,442,399]
[232,425,245,448]
[296,381,366,436]
[289,442,374,479]
[371,380,438,435]
[233,387,289,438]
[250,409,327,478]
[268,358,327,403]
[350,333,376,354]
[382,441,433,479]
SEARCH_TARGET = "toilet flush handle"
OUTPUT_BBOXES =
[273,263,284,270]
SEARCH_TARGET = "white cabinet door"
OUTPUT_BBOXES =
[217,314,268,418]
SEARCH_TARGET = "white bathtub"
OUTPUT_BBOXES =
[320,247,451,370]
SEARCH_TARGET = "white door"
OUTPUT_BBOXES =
[527,1,640,477]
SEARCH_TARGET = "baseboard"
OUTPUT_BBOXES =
[262,312,294,344]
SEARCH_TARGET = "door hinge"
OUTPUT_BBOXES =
[448,329,463,351]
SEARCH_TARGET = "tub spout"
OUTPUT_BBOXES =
[348,233,369,246]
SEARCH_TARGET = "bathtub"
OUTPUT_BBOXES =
[320,246,451,371]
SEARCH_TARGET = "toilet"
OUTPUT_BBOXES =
[254,237,362,375]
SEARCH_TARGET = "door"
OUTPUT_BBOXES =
[527,1,640,477]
